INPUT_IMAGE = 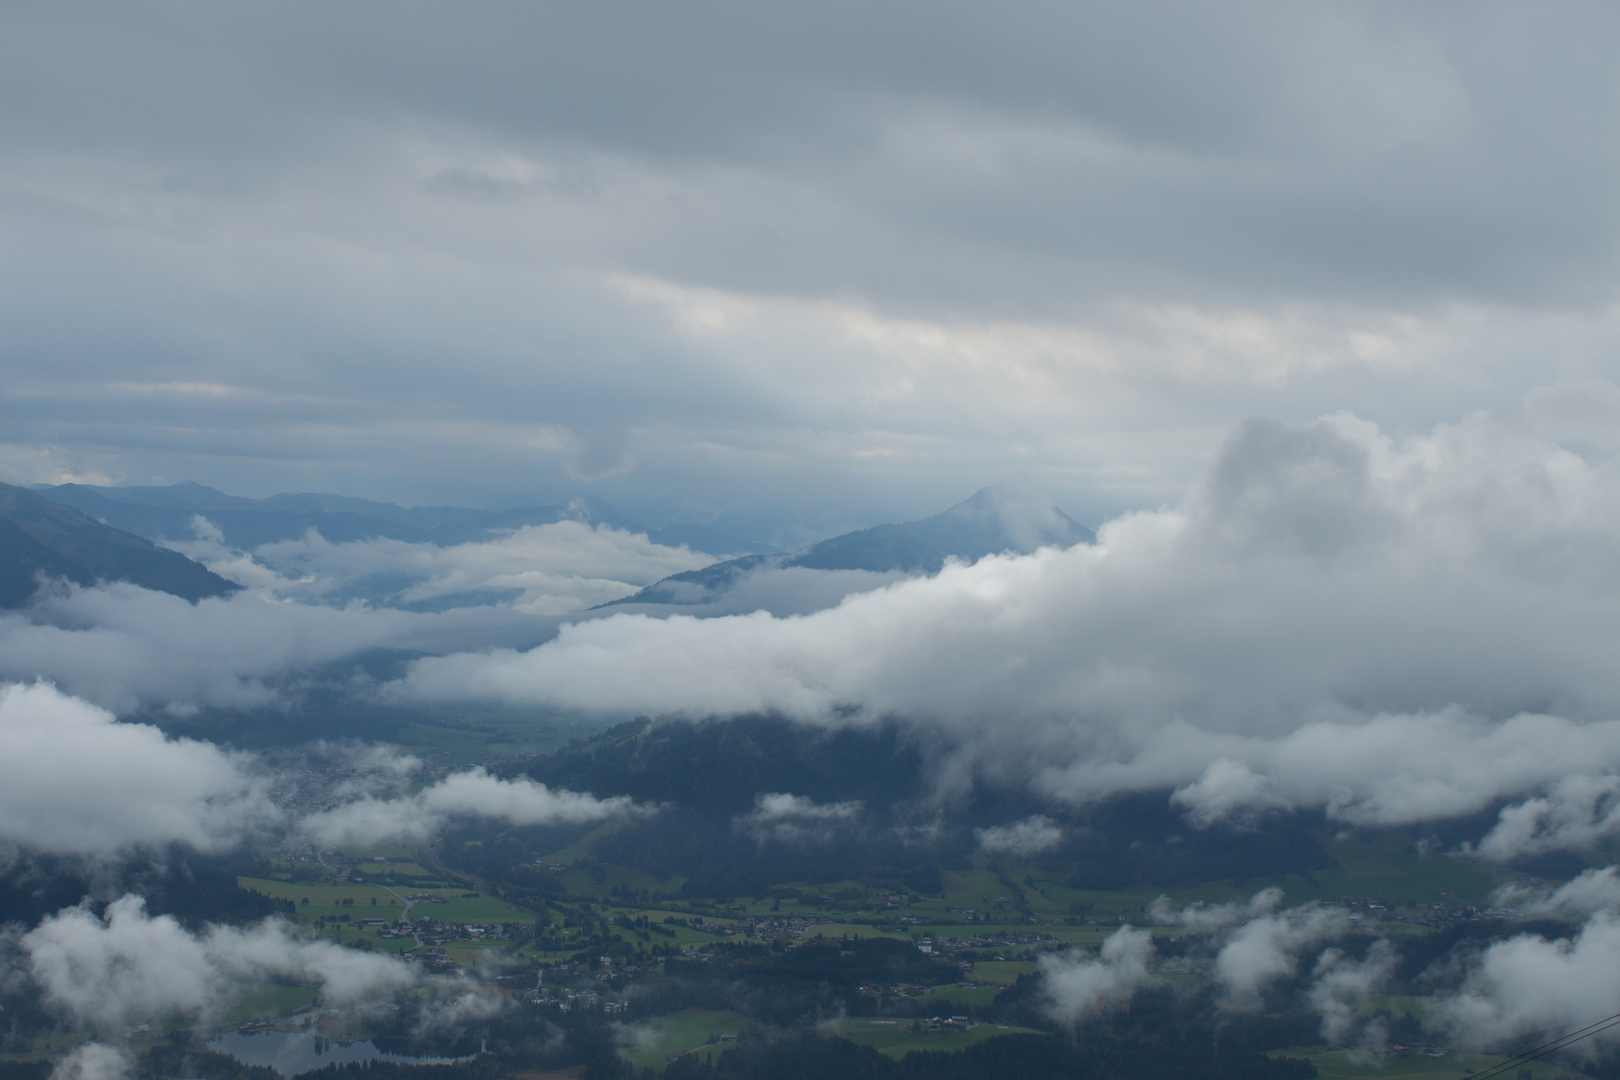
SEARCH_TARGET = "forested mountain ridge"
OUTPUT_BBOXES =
[0,482,238,607]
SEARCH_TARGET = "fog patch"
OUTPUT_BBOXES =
[736,793,863,844]
[1040,925,1155,1023]
[49,1043,132,1080]
[976,815,1063,856]
[1214,905,1348,1011]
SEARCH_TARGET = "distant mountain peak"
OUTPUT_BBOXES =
[937,482,1093,553]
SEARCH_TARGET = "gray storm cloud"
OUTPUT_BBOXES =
[394,407,1620,850]
[3,3,1619,528]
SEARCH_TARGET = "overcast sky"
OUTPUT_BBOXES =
[3,1,1618,542]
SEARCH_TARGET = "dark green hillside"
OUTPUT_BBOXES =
[523,717,931,815]
[0,515,88,606]
[0,482,237,606]
[495,717,1332,900]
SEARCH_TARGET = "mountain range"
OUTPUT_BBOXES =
[13,481,1093,613]
[35,482,776,556]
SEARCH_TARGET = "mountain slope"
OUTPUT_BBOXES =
[0,483,238,607]
[792,484,1092,573]
[608,484,1094,607]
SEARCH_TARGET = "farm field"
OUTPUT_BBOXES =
[967,961,1035,985]
[825,1018,1045,1059]
[619,1009,747,1073]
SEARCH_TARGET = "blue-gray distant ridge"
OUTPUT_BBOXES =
[605,485,1094,608]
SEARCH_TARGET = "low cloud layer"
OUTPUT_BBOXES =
[23,895,419,1032]
[300,768,638,847]
[0,683,273,858]
[0,682,632,861]
[175,520,714,615]
[0,584,472,715]
[392,404,1620,851]
[9,401,1620,860]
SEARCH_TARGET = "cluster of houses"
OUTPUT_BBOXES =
[1329,895,1516,926]
[919,929,1059,954]
[523,986,627,1014]
[718,915,829,940]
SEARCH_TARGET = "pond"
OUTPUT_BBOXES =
[207,1030,473,1077]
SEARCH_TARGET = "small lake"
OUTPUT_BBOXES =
[207,1030,472,1077]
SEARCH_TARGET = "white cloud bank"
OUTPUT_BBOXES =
[0,584,431,715]
[392,406,1620,848]
[300,768,638,847]
[23,895,418,1032]
[0,683,274,858]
